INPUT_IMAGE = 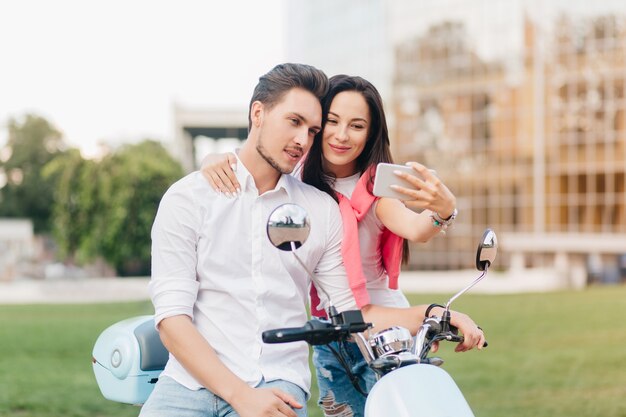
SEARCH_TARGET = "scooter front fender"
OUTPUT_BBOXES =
[365,364,474,417]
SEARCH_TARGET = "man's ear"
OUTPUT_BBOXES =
[250,101,264,128]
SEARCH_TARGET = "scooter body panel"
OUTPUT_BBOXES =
[92,315,167,405]
[365,364,475,417]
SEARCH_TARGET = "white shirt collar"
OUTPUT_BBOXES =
[233,153,294,198]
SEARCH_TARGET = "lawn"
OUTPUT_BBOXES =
[0,286,625,417]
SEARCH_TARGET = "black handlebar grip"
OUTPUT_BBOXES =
[455,335,489,348]
[349,322,373,333]
[262,327,308,343]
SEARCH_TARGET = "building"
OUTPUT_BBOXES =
[391,2,626,280]
[286,0,391,99]
[0,219,33,281]
[287,0,626,282]
[171,104,247,172]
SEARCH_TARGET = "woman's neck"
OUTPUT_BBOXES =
[323,159,358,178]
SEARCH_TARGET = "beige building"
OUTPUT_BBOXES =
[171,104,247,172]
[392,8,626,280]
[0,219,34,281]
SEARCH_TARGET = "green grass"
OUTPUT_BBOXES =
[405,287,626,417]
[0,302,154,417]
[1,286,626,417]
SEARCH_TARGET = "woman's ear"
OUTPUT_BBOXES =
[250,101,264,128]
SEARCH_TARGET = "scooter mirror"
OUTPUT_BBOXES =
[266,204,337,318]
[267,203,311,251]
[475,229,498,271]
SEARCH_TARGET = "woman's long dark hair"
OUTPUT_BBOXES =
[301,74,409,263]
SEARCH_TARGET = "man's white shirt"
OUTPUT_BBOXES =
[150,156,357,394]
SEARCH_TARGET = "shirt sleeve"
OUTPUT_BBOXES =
[149,179,201,326]
[312,200,359,313]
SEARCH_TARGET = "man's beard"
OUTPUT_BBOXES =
[256,131,299,175]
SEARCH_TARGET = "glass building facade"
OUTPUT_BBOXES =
[288,0,626,277]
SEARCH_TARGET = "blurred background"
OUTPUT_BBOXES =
[2,0,626,287]
[1,1,626,417]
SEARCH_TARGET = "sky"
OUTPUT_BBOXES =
[0,0,286,157]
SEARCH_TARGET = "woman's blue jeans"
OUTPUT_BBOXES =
[312,340,376,417]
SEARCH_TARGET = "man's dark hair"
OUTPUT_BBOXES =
[248,63,329,130]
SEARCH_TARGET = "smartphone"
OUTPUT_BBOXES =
[373,163,431,200]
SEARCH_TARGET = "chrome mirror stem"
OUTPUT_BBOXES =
[445,268,488,311]
[290,246,336,314]
[412,324,430,361]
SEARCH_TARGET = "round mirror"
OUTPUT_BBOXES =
[267,204,311,251]
[475,229,498,271]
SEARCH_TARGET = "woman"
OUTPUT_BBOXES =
[202,75,483,417]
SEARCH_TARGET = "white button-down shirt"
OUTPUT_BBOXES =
[149,157,357,394]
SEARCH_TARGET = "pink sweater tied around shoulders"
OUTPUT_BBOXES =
[310,167,404,318]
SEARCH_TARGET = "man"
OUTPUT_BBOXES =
[143,63,484,417]
[142,63,352,417]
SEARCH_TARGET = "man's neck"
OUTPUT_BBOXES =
[238,143,281,194]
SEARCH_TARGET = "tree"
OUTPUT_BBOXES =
[0,114,66,232]
[42,149,99,263]
[97,140,184,276]
[45,140,183,276]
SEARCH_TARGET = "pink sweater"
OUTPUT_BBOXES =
[310,168,404,317]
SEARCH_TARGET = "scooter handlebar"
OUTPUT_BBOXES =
[263,318,371,346]
[432,322,489,348]
[262,326,313,343]
[262,320,343,345]
[452,330,489,348]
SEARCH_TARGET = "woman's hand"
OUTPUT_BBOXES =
[201,152,241,197]
[389,162,456,219]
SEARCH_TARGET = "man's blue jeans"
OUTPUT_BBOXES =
[312,340,377,417]
[139,375,307,417]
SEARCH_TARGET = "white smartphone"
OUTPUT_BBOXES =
[373,163,430,200]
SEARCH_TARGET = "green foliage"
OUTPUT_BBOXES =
[0,114,66,232]
[45,140,183,275]
[42,149,99,263]
[0,113,183,273]
[97,141,184,275]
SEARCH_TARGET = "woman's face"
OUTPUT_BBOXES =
[322,91,370,178]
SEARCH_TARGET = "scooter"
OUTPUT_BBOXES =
[92,203,497,416]
[263,204,497,417]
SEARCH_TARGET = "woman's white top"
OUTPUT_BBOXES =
[332,173,409,309]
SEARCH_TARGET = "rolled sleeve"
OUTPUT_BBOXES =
[149,278,200,326]
[150,177,202,327]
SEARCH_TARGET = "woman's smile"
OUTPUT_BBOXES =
[328,143,352,153]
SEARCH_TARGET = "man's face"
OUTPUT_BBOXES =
[255,88,322,174]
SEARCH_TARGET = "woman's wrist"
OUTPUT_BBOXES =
[437,198,457,219]
[431,208,457,230]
